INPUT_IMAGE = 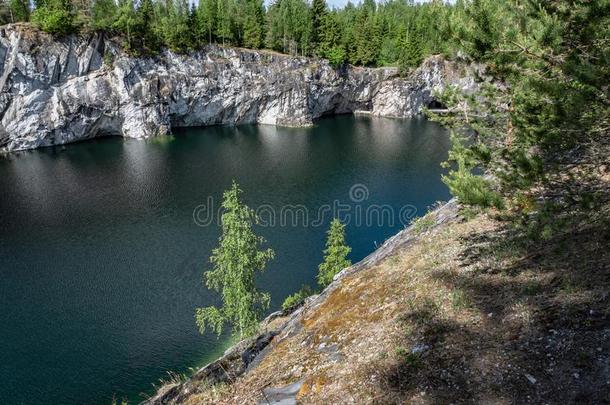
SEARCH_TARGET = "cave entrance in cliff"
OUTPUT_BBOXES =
[427,99,447,110]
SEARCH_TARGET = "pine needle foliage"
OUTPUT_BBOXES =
[317,218,351,288]
[431,0,610,238]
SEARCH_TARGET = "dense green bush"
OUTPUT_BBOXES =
[442,166,503,209]
[324,46,346,69]
[30,0,74,35]
[281,285,314,311]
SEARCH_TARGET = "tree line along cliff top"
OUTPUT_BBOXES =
[2,0,474,70]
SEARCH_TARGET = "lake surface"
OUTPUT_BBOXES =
[0,116,450,404]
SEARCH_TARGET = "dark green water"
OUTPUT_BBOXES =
[0,116,450,404]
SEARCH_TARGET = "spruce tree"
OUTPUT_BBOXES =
[188,3,198,46]
[242,0,264,49]
[353,1,380,66]
[195,181,274,338]
[215,0,232,45]
[310,0,327,56]
[159,0,192,52]
[317,219,351,288]
[264,0,281,50]
[264,0,310,55]
[134,0,158,54]
[319,12,345,68]
[113,0,137,51]
[91,0,117,31]
[197,0,217,45]
[399,26,423,74]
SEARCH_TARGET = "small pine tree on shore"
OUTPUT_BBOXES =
[317,218,351,288]
[195,181,274,339]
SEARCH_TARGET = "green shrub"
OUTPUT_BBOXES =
[31,0,75,36]
[325,46,346,69]
[442,167,503,209]
[281,285,314,311]
[412,214,436,234]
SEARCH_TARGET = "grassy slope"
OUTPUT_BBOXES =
[180,197,609,404]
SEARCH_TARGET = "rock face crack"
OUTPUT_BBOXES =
[0,25,480,152]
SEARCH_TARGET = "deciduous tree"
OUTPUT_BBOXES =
[195,181,274,338]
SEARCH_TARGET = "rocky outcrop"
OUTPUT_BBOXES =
[142,199,461,405]
[0,24,477,151]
